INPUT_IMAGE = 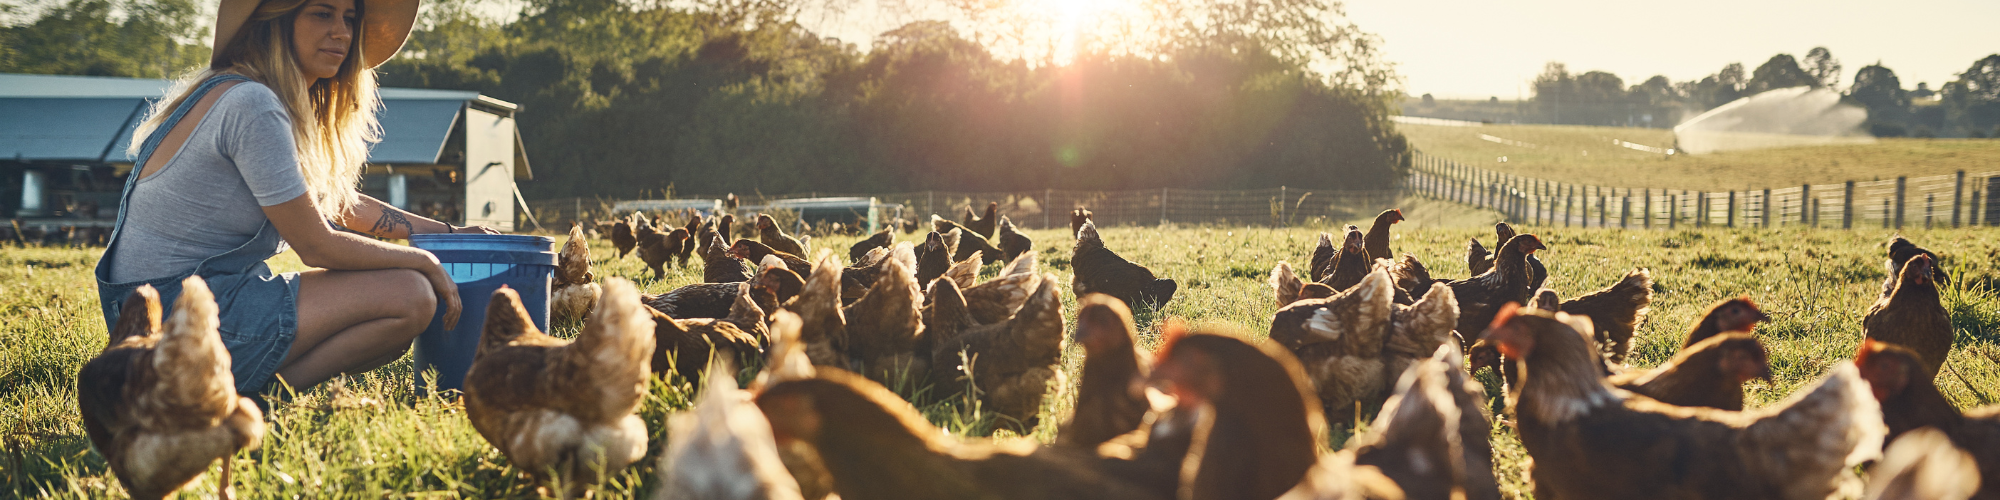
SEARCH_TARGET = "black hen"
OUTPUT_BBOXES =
[1070,221,1175,309]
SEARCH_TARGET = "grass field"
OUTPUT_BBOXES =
[1399,122,2000,191]
[5,221,2000,498]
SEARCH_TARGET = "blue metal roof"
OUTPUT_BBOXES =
[0,73,500,165]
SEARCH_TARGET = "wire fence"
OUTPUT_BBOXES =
[1406,150,2000,230]
[526,187,1405,232]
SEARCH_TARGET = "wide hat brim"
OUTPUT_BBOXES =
[211,0,419,70]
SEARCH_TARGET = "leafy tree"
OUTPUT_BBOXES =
[1848,64,1908,136]
[1804,46,1841,90]
[1746,53,1815,94]
[1943,54,2000,137]
[0,0,206,78]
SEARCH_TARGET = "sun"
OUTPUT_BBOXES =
[1014,0,1130,65]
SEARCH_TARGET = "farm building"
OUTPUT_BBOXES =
[0,72,532,232]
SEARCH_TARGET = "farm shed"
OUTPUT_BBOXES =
[0,72,532,232]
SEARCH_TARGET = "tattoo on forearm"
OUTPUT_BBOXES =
[370,209,416,236]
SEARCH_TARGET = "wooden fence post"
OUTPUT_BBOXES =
[1882,199,1892,229]
[1565,185,1573,228]
[1621,194,1630,229]
[1599,194,1609,227]
[1695,191,1706,228]
[1953,171,1965,227]
[1842,181,1854,229]
[1926,193,1936,229]
[1727,191,1737,227]
[1642,189,1652,229]
[1761,189,1772,227]
[1669,194,1678,229]
[1894,176,1907,229]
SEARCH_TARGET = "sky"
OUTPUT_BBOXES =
[793,0,1999,100]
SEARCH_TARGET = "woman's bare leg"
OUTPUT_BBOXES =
[276,268,437,391]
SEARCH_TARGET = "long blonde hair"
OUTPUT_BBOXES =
[131,0,381,220]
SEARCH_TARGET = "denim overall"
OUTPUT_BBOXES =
[95,74,301,395]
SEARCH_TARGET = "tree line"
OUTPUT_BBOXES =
[1,0,1411,199]
[1520,48,2000,138]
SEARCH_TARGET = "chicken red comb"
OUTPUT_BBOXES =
[1854,338,1886,366]
[1490,302,1524,332]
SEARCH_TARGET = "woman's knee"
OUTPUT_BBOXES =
[383,269,439,321]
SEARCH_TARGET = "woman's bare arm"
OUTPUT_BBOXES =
[263,194,463,327]
[334,194,497,239]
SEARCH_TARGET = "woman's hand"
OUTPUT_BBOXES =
[448,225,502,235]
[418,255,463,329]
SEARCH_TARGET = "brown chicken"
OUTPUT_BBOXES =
[552,223,601,322]
[997,215,1032,263]
[963,201,1000,239]
[1493,223,1547,291]
[718,213,737,243]
[655,361,805,500]
[729,239,812,277]
[914,231,953,285]
[1308,231,1337,284]
[1434,342,1502,500]
[77,279,265,500]
[1072,221,1177,309]
[1463,238,1489,277]
[1863,253,1953,376]
[1863,427,1982,500]
[791,252,852,368]
[701,232,754,284]
[961,253,1042,324]
[756,369,1161,500]
[1855,339,2000,499]
[637,226,689,279]
[1556,268,1654,364]
[943,254,983,290]
[840,246,894,304]
[756,213,808,258]
[678,215,701,265]
[1318,228,1372,293]
[1608,333,1772,411]
[840,244,925,382]
[1070,208,1094,238]
[1350,345,1466,500]
[612,212,638,258]
[1270,261,1335,307]
[1483,304,1886,500]
[1363,209,1403,263]
[1448,233,1543,349]
[1379,282,1461,401]
[1679,297,1771,348]
[850,227,894,263]
[927,273,1066,432]
[464,279,655,497]
[1150,326,1325,500]
[1057,294,1153,450]
[1269,269,1395,419]
[1883,236,1948,296]
[648,284,764,384]
[951,228,1006,265]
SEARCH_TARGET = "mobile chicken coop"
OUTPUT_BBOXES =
[0,73,533,232]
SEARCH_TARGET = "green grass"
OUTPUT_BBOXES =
[5,221,2000,498]
[1400,122,2000,191]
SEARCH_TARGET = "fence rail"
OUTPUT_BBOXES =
[1406,150,2000,229]
[527,188,1405,232]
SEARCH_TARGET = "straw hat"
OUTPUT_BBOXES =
[210,0,419,70]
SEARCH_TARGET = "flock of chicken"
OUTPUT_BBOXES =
[69,203,2000,500]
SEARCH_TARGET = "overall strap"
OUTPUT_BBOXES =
[104,73,257,249]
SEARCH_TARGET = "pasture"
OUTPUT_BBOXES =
[1399,122,2000,191]
[4,221,2000,498]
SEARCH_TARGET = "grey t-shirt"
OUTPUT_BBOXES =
[109,82,309,282]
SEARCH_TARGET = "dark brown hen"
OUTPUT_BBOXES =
[1057,294,1152,450]
[756,370,1162,500]
[1069,208,1094,239]
[1855,339,2000,499]
[850,228,894,263]
[1071,221,1176,309]
[1150,326,1328,500]
[1557,268,1654,364]
[1484,305,1885,500]
[755,213,808,258]
[611,211,638,258]
[77,280,265,500]
[963,201,1000,239]
[1450,233,1543,350]
[1864,253,1953,376]
[928,274,1066,432]
[729,239,812,278]
[699,232,754,284]
[1363,209,1403,263]
[1608,333,1771,411]
[998,215,1032,263]
[1680,297,1770,349]
[1318,227,1371,293]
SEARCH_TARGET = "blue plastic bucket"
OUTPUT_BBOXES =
[408,234,556,394]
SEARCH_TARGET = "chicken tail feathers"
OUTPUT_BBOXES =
[152,276,237,416]
[570,278,658,414]
[109,285,162,350]
[1272,262,1303,307]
